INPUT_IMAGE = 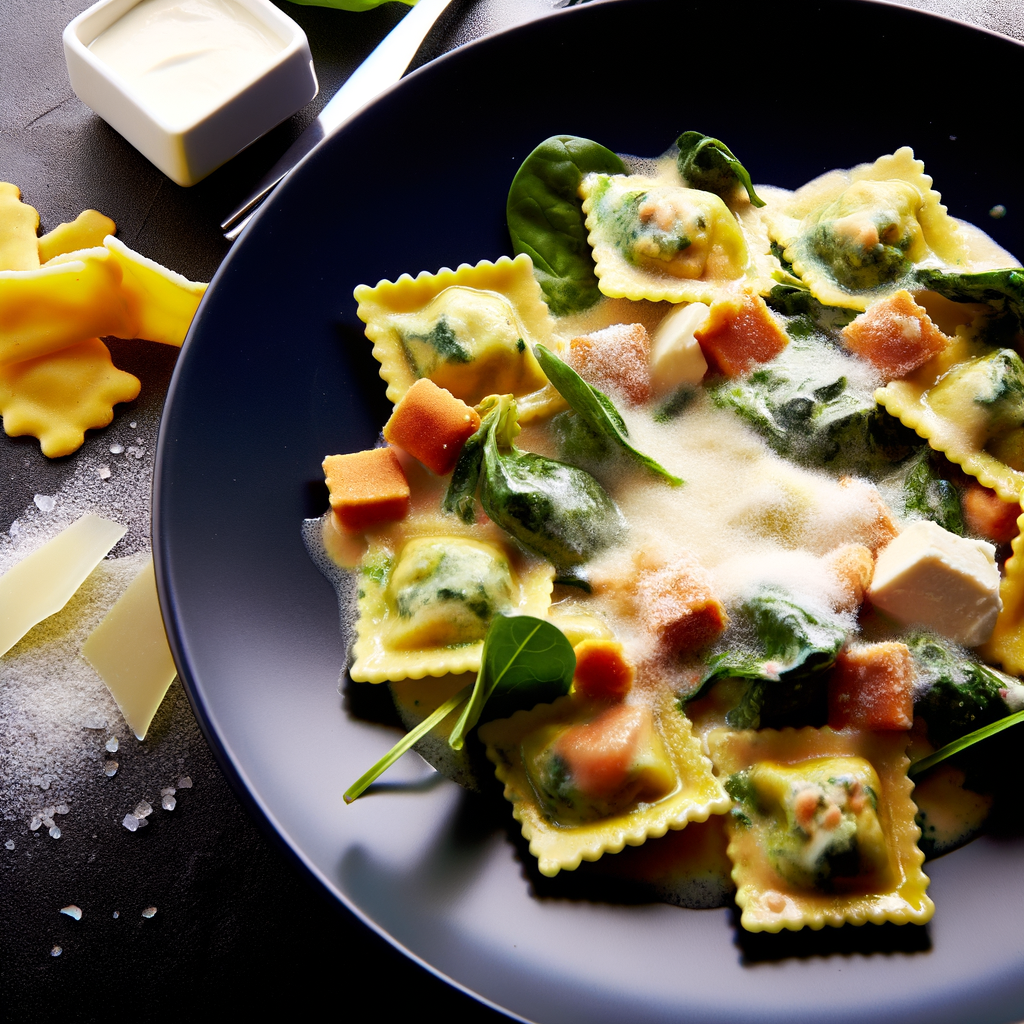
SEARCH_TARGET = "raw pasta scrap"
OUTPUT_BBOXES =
[763,148,967,310]
[355,254,560,420]
[481,691,729,876]
[708,726,931,933]
[875,332,1024,502]
[350,532,554,682]
[0,183,41,271]
[0,338,140,457]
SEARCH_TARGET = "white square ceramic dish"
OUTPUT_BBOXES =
[63,0,318,186]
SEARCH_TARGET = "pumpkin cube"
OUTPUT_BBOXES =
[694,290,789,377]
[568,323,651,404]
[822,544,875,613]
[572,639,635,702]
[383,377,480,475]
[962,482,1021,545]
[828,642,915,731]
[322,447,409,531]
[841,290,949,381]
[635,553,728,654]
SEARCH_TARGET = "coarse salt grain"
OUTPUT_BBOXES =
[5,839,15,850]
[109,443,124,455]
[104,762,119,777]
[33,494,56,512]
[55,804,69,815]
[49,825,61,839]
[134,800,152,819]
[98,466,111,480]
[162,794,176,811]
[60,905,82,920]
[105,737,118,753]
[141,906,157,919]
[177,776,192,789]
[51,945,62,956]
[122,813,139,831]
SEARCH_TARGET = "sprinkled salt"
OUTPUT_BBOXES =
[105,737,119,753]
[134,800,152,819]
[104,762,119,777]
[109,443,124,455]
[5,840,15,850]
[127,445,145,460]
[990,204,1007,219]
[9,520,20,537]
[29,817,42,831]
[51,946,62,957]
[49,826,61,839]
[60,905,82,920]
[160,786,176,796]
[42,816,54,829]
[98,466,111,481]
[31,776,51,791]
[161,794,176,811]
[55,804,69,815]
[177,776,192,789]
[122,813,139,832]
[33,494,56,512]
[129,421,137,429]
[112,911,119,919]
[82,717,107,731]
[141,906,157,919]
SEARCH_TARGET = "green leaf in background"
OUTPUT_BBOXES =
[449,614,576,749]
[507,135,626,315]
[287,0,414,10]
[909,709,1024,778]
[535,345,683,485]
[676,131,765,208]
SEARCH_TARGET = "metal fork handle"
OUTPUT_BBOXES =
[221,0,454,239]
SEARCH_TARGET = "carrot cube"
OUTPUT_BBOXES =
[568,323,651,404]
[963,482,1021,544]
[636,554,728,654]
[383,378,481,475]
[573,639,635,702]
[841,290,949,381]
[694,290,789,377]
[828,642,914,731]
[322,447,410,531]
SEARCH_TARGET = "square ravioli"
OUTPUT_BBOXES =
[707,726,932,932]
[480,691,730,877]
[354,254,562,421]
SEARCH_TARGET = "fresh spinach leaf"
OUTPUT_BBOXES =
[449,614,576,750]
[507,135,626,315]
[765,284,859,331]
[535,345,683,485]
[688,589,847,729]
[445,395,626,570]
[676,131,765,208]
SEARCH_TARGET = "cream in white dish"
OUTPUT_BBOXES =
[88,0,285,130]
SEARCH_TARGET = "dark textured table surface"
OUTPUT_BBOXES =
[2,1,1022,1021]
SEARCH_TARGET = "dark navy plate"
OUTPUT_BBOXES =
[155,2,1024,1021]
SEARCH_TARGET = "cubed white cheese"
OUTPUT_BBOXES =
[649,302,709,395]
[868,519,1001,646]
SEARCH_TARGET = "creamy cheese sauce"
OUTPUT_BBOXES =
[89,0,284,129]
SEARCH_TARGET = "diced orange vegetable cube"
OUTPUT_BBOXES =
[828,642,914,731]
[383,378,480,475]
[963,482,1021,544]
[822,543,874,613]
[322,447,409,531]
[693,290,789,377]
[841,290,949,381]
[635,553,728,654]
[838,476,900,552]
[568,323,651,404]
[572,639,635,702]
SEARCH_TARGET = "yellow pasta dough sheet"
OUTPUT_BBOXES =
[980,507,1024,674]
[875,332,1024,502]
[579,170,775,305]
[349,515,555,682]
[708,726,932,933]
[762,147,967,311]
[354,254,563,421]
[480,692,730,877]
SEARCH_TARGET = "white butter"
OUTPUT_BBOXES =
[649,302,709,395]
[0,514,126,658]
[82,556,177,740]
[88,0,285,130]
[868,519,1001,646]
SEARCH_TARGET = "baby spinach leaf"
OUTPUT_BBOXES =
[688,589,847,729]
[445,395,626,570]
[535,345,683,485]
[764,284,859,332]
[449,614,576,750]
[676,131,765,208]
[507,135,626,315]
